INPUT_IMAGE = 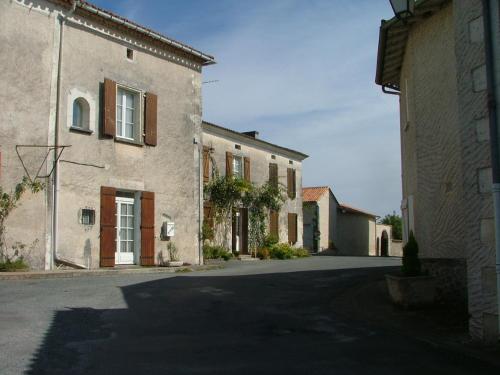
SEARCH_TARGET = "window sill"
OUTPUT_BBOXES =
[70,127,93,135]
[114,137,144,147]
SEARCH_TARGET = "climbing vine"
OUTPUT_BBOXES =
[242,182,286,256]
[0,176,44,261]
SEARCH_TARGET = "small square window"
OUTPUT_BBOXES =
[235,144,241,150]
[271,155,276,160]
[289,160,293,165]
[81,209,95,225]
[127,48,134,60]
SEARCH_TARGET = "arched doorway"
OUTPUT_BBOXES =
[381,230,389,257]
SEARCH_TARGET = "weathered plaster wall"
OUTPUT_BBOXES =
[399,2,465,261]
[0,0,58,269]
[202,131,304,247]
[336,213,375,256]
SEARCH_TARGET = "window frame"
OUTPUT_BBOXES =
[233,155,244,179]
[116,85,143,142]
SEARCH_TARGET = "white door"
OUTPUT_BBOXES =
[115,197,135,265]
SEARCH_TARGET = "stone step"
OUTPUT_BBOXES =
[238,255,259,261]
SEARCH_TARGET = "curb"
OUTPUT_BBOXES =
[0,264,224,281]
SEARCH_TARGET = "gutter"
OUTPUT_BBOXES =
[51,1,81,270]
[77,2,216,66]
[482,0,500,337]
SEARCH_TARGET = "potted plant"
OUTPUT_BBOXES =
[385,232,436,308]
[166,242,183,267]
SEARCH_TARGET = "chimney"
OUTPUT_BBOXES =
[242,131,259,139]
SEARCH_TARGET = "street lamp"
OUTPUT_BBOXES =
[389,0,415,19]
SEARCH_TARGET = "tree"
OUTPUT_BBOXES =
[380,211,402,240]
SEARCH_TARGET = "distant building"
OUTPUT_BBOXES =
[202,121,308,252]
[302,187,340,252]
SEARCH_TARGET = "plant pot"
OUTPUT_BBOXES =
[167,261,183,267]
[385,274,436,308]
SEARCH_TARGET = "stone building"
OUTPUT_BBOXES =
[375,0,498,341]
[202,121,308,252]
[0,0,215,269]
[336,204,378,256]
[302,187,340,252]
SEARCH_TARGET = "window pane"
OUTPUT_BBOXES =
[127,216,134,228]
[120,228,126,240]
[126,108,134,124]
[126,93,134,109]
[125,123,134,139]
[120,240,126,252]
[73,101,82,128]
[120,216,127,228]
[128,229,134,241]
[117,106,123,121]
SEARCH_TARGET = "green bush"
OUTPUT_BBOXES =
[402,231,421,276]
[263,234,279,248]
[293,247,310,258]
[203,244,232,261]
[269,243,295,259]
[257,247,270,260]
[0,257,28,272]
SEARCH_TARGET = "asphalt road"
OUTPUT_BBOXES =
[0,256,495,374]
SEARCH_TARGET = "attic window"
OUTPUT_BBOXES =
[289,160,293,165]
[127,48,134,60]
[235,144,241,150]
[271,155,276,160]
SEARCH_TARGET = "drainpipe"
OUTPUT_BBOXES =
[482,0,500,335]
[51,1,79,269]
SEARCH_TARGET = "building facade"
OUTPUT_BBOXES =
[0,0,215,269]
[302,187,340,252]
[336,204,378,256]
[376,0,498,341]
[202,121,308,252]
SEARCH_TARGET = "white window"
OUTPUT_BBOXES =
[116,87,140,140]
[115,196,135,265]
[233,156,243,178]
[71,97,90,130]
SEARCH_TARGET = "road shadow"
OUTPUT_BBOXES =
[26,266,497,374]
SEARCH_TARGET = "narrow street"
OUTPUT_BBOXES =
[0,256,496,374]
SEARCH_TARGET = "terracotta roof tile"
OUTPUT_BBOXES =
[339,203,377,218]
[302,187,330,202]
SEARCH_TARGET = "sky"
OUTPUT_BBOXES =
[92,0,402,217]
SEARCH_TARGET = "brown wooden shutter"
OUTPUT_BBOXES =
[144,92,157,146]
[287,168,296,199]
[270,209,279,238]
[203,146,210,184]
[244,157,251,182]
[241,208,249,254]
[100,186,116,267]
[226,151,233,177]
[103,78,116,137]
[269,163,278,187]
[288,213,297,244]
[292,169,296,199]
[140,191,155,266]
